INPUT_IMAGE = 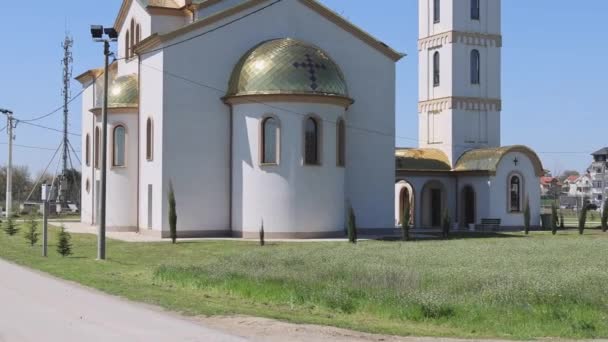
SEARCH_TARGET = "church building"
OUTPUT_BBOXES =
[395,0,542,230]
[76,0,403,238]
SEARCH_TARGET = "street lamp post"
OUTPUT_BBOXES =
[1,108,14,218]
[91,25,117,260]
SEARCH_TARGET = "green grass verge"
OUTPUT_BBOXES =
[0,226,607,339]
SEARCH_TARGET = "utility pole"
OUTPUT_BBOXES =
[59,35,74,209]
[91,25,117,260]
[1,108,15,218]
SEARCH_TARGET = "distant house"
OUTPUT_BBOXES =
[540,177,561,197]
[588,148,608,206]
[562,175,580,197]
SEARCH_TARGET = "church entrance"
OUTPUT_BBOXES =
[421,180,446,228]
[431,189,442,227]
[397,181,415,227]
[462,186,476,228]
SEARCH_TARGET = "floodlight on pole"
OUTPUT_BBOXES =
[91,25,117,261]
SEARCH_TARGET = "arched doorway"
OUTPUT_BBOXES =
[395,181,415,227]
[461,186,476,228]
[421,180,446,228]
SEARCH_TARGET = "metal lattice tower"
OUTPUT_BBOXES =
[58,35,74,207]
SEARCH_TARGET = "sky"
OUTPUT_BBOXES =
[0,0,606,176]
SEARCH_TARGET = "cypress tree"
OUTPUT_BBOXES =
[259,219,265,246]
[559,211,565,229]
[347,206,357,244]
[24,216,39,246]
[601,199,608,233]
[441,210,451,239]
[579,204,588,235]
[523,197,531,235]
[551,202,559,235]
[168,181,177,244]
[3,216,18,236]
[401,199,411,241]
[56,226,72,257]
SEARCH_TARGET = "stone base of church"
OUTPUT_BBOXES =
[235,230,345,239]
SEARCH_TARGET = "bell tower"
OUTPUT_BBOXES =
[418,0,502,166]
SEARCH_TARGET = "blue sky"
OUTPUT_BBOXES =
[0,0,606,175]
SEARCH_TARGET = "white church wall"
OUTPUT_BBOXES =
[151,14,189,35]
[490,152,541,227]
[451,109,501,163]
[117,1,151,77]
[80,83,96,226]
[232,102,346,237]
[452,0,501,35]
[419,0,454,39]
[138,50,165,233]
[418,45,453,102]
[451,44,500,100]
[197,0,247,19]
[156,0,396,234]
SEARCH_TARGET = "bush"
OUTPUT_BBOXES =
[3,217,18,236]
[579,205,588,235]
[347,206,357,244]
[56,226,72,257]
[401,200,411,241]
[441,210,451,239]
[601,200,608,233]
[24,216,39,247]
[168,181,177,244]
[259,220,265,247]
[551,203,559,235]
[524,197,531,235]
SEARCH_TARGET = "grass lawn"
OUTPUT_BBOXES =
[1,226,607,340]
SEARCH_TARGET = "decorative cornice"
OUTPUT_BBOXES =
[418,31,502,51]
[223,93,354,109]
[90,107,139,115]
[418,96,502,113]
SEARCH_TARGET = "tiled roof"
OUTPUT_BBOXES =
[453,145,544,177]
[395,148,451,172]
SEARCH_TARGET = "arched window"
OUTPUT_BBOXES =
[130,19,135,56]
[261,117,279,165]
[85,134,91,167]
[433,51,440,87]
[304,117,320,165]
[471,0,480,20]
[471,49,480,84]
[113,125,126,167]
[336,118,345,167]
[509,175,522,212]
[135,24,141,45]
[433,0,440,23]
[94,127,100,169]
[125,30,130,59]
[146,118,153,161]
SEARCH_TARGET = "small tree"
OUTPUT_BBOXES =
[560,211,565,229]
[56,226,72,257]
[401,200,411,241]
[551,202,559,235]
[441,210,451,239]
[259,219,265,246]
[578,204,588,235]
[3,216,18,236]
[523,197,531,235]
[347,205,357,244]
[24,216,39,246]
[168,181,178,244]
[601,199,608,233]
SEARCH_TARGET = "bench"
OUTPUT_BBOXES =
[476,218,501,232]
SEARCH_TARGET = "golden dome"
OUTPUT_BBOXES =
[95,73,138,108]
[227,38,350,100]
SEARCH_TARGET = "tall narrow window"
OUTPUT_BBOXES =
[261,117,279,164]
[94,127,100,169]
[433,0,440,23]
[433,51,440,87]
[125,30,130,59]
[471,49,480,84]
[304,117,320,165]
[146,118,153,161]
[510,175,522,212]
[471,0,480,20]
[337,118,345,167]
[85,134,91,167]
[135,24,141,45]
[130,19,135,56]
[113,125,126,167]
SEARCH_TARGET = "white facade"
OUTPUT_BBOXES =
[77,0,402,238]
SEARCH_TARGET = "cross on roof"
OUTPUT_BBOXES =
[293,54,327,91]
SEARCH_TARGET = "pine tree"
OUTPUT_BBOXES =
[578,204,588,235]
[601,199,608,233]
[347,206,357,244]
[523,197,531,235]
[551,202,559,235]
[401,199,411,242]
[168,181,178,244]
[259,219,265,246]
[441,210,451,239]
[24,216,39,246]
[3,216,18,236]
[56,227,72,257]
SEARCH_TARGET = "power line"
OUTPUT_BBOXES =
[18,120,81,137]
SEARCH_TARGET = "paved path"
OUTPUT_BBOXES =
[0,259,246,342]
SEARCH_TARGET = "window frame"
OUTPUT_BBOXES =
[471,0,480,20]
[260,115,280,166]
[146,117,154,161]
[508,172,524,213]
[433,0,441,23]
[85,133,91,167]
[125,30,131,59]
[303,116,322,166]
[112,124,127,168]
[433,51,440,87]
[94,127,100,169]
[471,49,481,85]
[336,118,346,167]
